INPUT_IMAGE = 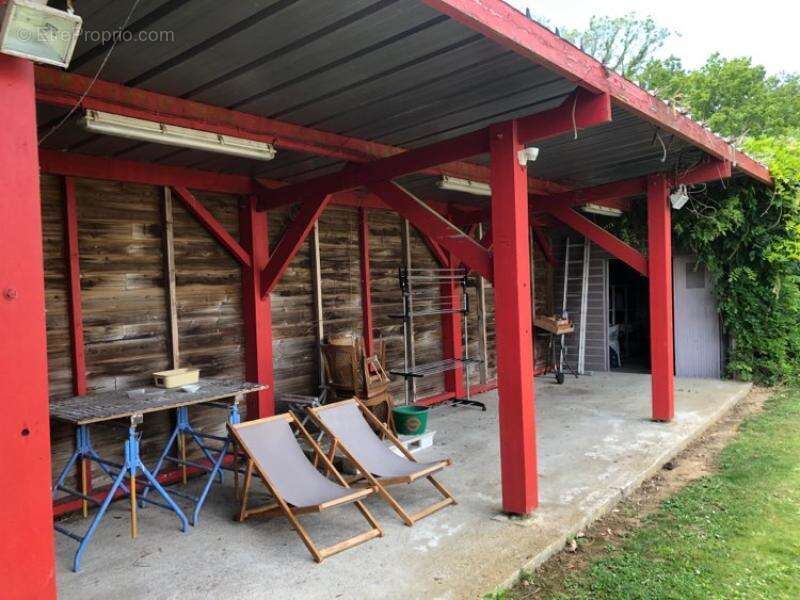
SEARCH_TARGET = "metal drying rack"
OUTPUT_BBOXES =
[389,267,485,410]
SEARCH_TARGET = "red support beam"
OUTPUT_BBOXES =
[35,67,563,197]
[368,182,493,281]
[260,195,331,298]
[260,129,491,209]
[548,207,648,277]
[422,0,771,185]
[678,159,732,186]
[420,232,450,268]
[358,208,375,357]
[172,186,252,268]
[239,197,275,419]
[647,175,675,421]
[40,149,262,194]
[259,91,609,210]
[531,159,734,214]
[532,177,647,213]
[64,178,87,396]
[64,176,92,515]
[517,88,611,141]
[531,225,557,267]
[39,150,394,209]
[490,119,538,514]
[0,55,57,599]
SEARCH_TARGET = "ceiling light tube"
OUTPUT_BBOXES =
[581,203,623,217]
[79,110,277,161]
[437,176,492,197]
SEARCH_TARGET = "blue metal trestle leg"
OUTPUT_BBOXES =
[140,397,243,525]
[53,418,189,572]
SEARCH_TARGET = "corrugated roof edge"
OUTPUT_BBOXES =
[422,0,772,186]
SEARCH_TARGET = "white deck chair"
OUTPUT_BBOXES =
[228,412,383,562]
[309,399,456,526]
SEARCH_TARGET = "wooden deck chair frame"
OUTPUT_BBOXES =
[308,399,456,526]
[227,412,383,562]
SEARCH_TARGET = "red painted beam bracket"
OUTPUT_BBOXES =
[259,129,491,209]
[420,233,451,268]
[368,181,493,281]
[548,206,648,277]
[531,225,556,266]
[260,194,331,298]
[171,186,252,267]
[516,88,611,141]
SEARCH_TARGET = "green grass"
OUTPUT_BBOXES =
[510,388,800,600]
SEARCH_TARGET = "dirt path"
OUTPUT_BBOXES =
[511,386,774,599]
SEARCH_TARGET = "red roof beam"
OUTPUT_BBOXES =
[548,206,648,276]
[422,0,771,185]
[532,159,733,213]
[369,182,493,281]
[40,150,388,209]
[34,67,561,197]
[257,90,610,210]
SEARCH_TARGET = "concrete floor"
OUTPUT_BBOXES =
[55,373,750,600]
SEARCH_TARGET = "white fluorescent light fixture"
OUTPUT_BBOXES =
[0,0,82,68]
[79,110,277,161]
[581,203,623,217]
[437,176,491,197]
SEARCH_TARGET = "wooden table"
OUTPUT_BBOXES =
[51,379,266,572]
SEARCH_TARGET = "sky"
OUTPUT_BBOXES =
[507,0,800,75]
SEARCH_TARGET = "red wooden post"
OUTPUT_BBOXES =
[240,196,275,418]
[358,208,375,357]
[0,55,57,599]
[490,120,538,514]
[64,176,92,514]
[64,178,88,396]
[440,254,465,399]
[647,175,675,421]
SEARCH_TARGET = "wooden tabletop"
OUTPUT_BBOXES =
[50,379,267,425]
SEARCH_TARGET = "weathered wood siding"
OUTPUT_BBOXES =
[41,175,552,493]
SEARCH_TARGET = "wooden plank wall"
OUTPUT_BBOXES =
[41,174,550,489]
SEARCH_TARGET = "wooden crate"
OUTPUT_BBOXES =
[534,316,574,335]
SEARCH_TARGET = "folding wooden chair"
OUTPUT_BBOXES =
[308,399,456,526]
[228,412,383,562]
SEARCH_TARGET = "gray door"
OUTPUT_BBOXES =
[673,255,721,378]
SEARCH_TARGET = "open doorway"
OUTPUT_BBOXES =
[607,259,650,373]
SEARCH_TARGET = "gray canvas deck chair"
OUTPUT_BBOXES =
[227,412,383,562]
[309,399,456,526]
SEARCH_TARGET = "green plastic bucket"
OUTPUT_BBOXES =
[392,405,429,435]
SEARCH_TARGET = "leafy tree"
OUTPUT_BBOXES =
[562,13,671,79]
[641,55,800,139]
[564,12,800,383]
